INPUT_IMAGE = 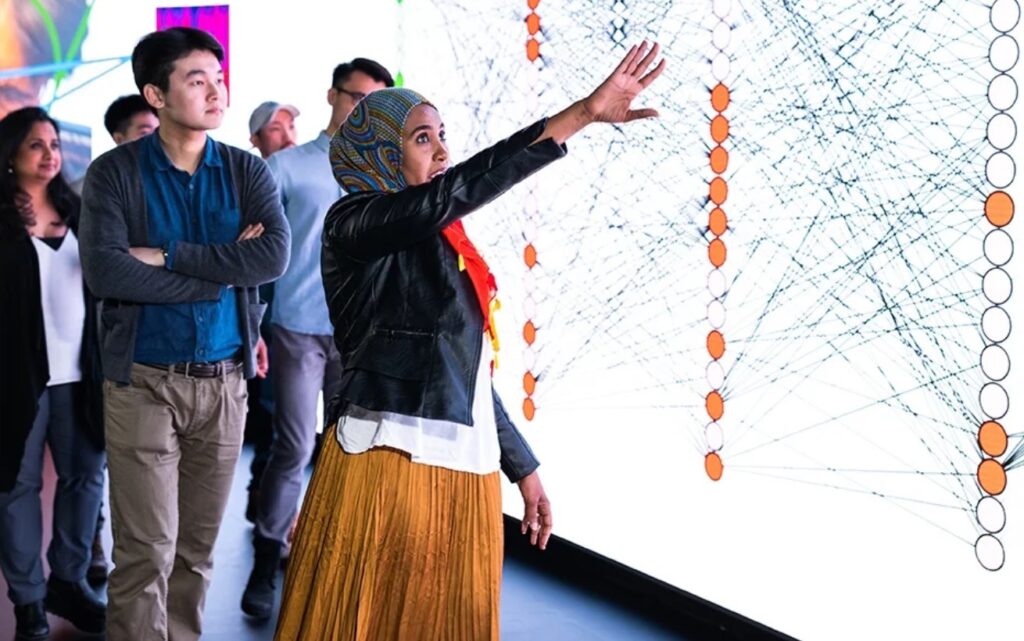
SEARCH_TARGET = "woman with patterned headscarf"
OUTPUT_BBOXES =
[275,42,665,641]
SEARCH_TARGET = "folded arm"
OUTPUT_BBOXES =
[78,160,223,304]
[164,157,291,287]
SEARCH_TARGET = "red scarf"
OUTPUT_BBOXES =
[441,221,497,335]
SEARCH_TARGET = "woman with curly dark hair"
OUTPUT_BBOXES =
[0,106,106,640]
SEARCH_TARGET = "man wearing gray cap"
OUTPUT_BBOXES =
[243,100,300,518]
[248,101,299,159]
[241,57,393,620]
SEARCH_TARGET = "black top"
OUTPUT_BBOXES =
[0,213,104,492]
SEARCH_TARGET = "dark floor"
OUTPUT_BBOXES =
[0,445,685,640]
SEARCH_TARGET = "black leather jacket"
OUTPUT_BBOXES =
[321,119,566,482]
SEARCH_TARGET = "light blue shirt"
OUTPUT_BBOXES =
[267,132,342,335]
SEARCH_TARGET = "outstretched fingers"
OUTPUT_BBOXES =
[633,42,661,77]
[639,58,667,88]
[626,40,649,75]
[613,43,640,76]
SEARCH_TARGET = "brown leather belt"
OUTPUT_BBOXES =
[143,357,243,378]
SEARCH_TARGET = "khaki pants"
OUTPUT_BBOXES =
[103,363,247,641]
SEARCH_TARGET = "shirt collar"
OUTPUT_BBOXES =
[148,129,222,172]
[314,130,331,152]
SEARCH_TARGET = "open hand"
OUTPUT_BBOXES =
[582,41,666,124]
[517,471,553,550]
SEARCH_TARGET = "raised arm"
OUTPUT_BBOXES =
[325,41,664,264]
[78,156,224,304]
[324,119,565,262]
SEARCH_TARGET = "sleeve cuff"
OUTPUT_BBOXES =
[164,240,177,270]
[520,117,570,158]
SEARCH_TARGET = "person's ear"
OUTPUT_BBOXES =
[327,87,338,107]
[112,132,126,145]
[142,84,166,110]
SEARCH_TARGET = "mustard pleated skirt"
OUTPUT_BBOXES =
[274,440,503,641]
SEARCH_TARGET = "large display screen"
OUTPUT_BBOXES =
[13,1,1020,639]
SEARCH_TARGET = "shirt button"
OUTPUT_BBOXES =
[198,348,206,357]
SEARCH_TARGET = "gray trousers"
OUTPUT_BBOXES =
[255,324,342,544]
[0,383,106,605]
[104,364,247,641]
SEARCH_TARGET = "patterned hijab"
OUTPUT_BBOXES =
[329,87,503,363]
[330,88,431,193]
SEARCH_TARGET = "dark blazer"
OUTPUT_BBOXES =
[0,213,104,492]
[321,119,566,482]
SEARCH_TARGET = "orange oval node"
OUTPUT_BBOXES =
[705,391,724,421]
[979,421,1008,457]
[705,452,724,481]
[523,397,536,421]
[526,14,541,35]
[710,115,729,143]
[978,459,1007,496]
[708,239,727,267]
[985,191,1014,227]
[710,83,730,113]
[527,0,540,9]
[710,145,729,174]
[524,243,538,268]
[709,207,728,236]
[526,38,541,61]
[709,177,728,205]
[523,321,537,345]
[523,371,537,396]
[707,330,725,360]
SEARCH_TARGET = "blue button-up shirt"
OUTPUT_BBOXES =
[267,132,341,335]
[134,132,243,364]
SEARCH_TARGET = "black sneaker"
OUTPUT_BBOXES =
[45,576,105,635]
[241,535,282,619]
[14,600,49,641]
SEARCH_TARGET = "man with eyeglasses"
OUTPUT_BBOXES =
[240,57,393,620]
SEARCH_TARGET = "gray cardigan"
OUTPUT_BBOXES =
[78,137,290,384]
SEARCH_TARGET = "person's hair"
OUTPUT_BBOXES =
[131,27,224,94]
[332,58,395,89]
[0,107,78,239]
[104,94,157,136]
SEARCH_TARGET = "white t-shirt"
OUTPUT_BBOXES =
[31,232,85,386]
[336,337,501,475]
